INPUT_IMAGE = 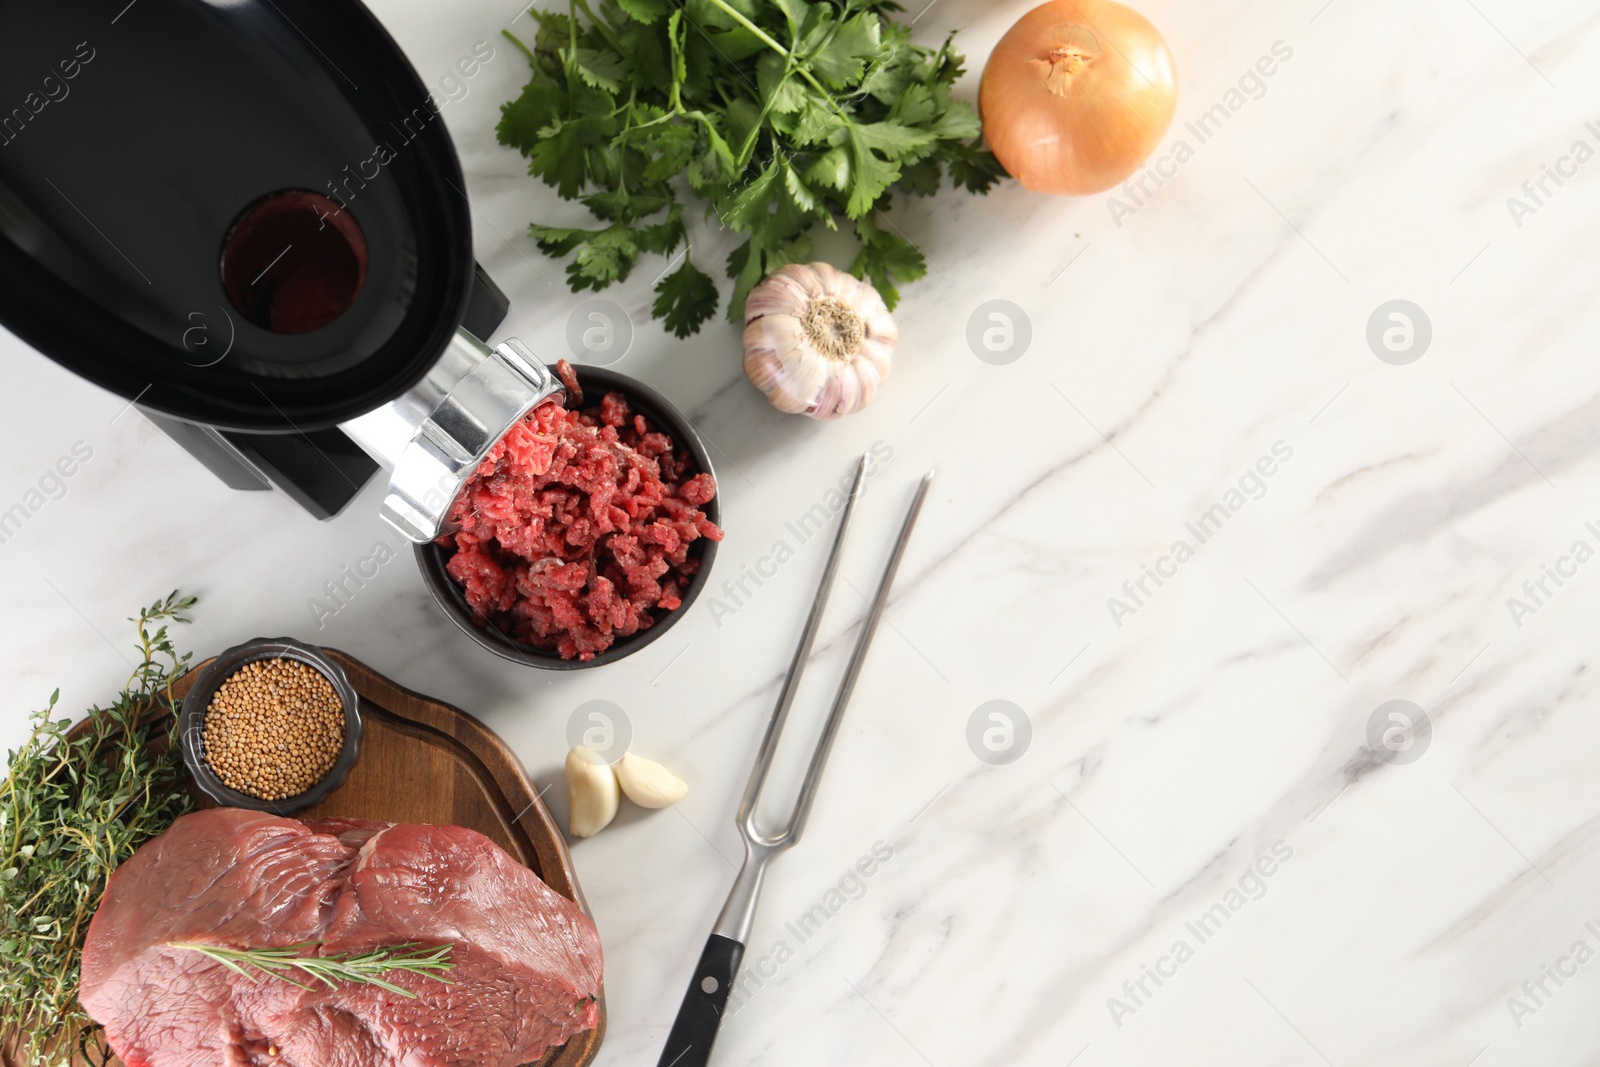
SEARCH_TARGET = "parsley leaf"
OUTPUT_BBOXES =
[497,81,563,155]
[637,205,687,255]
[843,121,932,217]
[614,0,670,24]
[805,12,880,90]
[852,212,925,308]
[757,54,808,114]
[718,160,784,231]
[562,224,643,290]
[654,260,720,336]
[573,48,628,93]
[526,120,590,200]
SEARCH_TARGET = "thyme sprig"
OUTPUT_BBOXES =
[1,592,198,1067]
[171,941,455,999]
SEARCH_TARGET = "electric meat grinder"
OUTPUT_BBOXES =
[0,0,562,541]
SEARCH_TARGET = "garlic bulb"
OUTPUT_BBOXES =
[743,262,897,420]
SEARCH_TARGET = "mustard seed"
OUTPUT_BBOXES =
[201,658,344,801]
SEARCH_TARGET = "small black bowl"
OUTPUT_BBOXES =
[178,637,363,814]
[416,364,721,670]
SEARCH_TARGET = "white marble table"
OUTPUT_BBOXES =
[6,0,1600,1063]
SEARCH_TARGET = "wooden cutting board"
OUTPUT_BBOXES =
[5,648,604,1067]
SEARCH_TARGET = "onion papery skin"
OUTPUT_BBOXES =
[980,0,1178,196]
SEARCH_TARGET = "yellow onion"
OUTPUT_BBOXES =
[742,263,896,420]
[980,0,1178,195]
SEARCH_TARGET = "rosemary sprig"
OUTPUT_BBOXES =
[171,941,455,999]
[1,592,199,1067]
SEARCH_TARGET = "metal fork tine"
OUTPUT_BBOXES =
[784,468,933,841]
[735,453,870,838]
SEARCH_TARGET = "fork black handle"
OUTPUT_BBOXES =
[656,934,746,1067]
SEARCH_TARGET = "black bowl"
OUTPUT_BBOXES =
[178,637,363,814]
[416,364,721,669]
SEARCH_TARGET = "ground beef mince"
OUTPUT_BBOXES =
[439,364,722,661]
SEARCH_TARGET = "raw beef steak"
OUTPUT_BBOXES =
[80,809,602,1067]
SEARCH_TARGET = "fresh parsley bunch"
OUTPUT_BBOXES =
[497,0,1004,336]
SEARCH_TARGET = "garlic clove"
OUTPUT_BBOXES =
[830,268,867,305]
[861,333,896,367]
[746,314,809,369]
[745,354,813,415]
[565,746,620,838]
[747,270,812,317]
[615,752,689,809]
[746,320,830,411]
